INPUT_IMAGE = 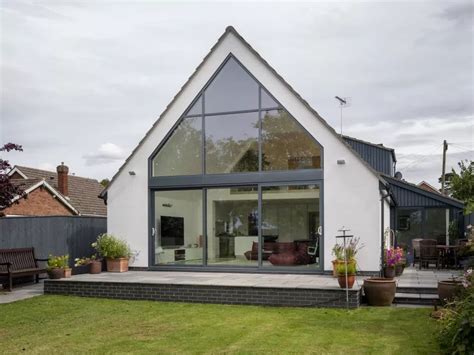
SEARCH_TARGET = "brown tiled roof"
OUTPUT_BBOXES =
[11,166,107,216]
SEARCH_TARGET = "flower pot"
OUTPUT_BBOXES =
[47,268,63,279]
[106,258,129,273]
[363,277,396,306]
[383,266,396,279]
[395,264,404,276]
[337,274,355,289]
[89,260,102,274]
[438,280,462,303]
[63,268,72,278]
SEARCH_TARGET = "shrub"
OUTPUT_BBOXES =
[93,234,132,259]
[47,255,69,269]
[438,270,474,354]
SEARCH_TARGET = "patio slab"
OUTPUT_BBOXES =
[0,281,44,304]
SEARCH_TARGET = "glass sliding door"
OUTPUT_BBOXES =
[261,184,321,269]
[207,186,258,267]
[153,190,203,265]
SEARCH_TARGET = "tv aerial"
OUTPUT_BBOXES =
[335,96,351,135]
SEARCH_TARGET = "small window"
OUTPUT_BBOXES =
[205,57,259,113]
[152,117,202,176]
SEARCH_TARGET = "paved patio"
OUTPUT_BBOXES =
[397,267,462,288]
[0,280,44,304]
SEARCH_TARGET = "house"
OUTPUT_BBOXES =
[418,181,441,194]
[100,26,463,273]
[3,164,106,217]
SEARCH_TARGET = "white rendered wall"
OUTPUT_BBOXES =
[107,31,383,271]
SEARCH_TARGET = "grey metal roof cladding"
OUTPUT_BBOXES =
[384,175,464,209]
[100,26,387,198]
[343,136,396,176]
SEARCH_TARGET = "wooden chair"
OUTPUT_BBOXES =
[0,248,47,291]
[419,239,439,270]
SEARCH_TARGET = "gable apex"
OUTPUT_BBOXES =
[102,26,383,197]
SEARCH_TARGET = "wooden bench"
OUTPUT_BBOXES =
[0,248,47,291]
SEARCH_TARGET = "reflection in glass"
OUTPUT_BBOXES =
[207,187,258,266]
[262,110,322,171]
[396,209,423,264]
[154,190,203,265]
[425,208,448,244]
[261,88,278,108]
[205,112,259,174]
[152,117,202,176]
[185,96,202,116]
[262,185,320,268]
[205,57,259,113]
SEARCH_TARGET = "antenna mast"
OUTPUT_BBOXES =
[335,96,349,135]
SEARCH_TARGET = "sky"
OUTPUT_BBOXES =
[1,0,473,188]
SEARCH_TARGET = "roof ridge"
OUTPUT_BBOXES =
[342,135,395,152]
[15,165,100,182]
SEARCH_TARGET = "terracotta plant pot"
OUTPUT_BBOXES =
[438,280,462,303]
[395,264,404,276]
[383,266,396,279]
[106,258,129,273]
[364,277,396,306]
[63,268,72,278]
[337,274,355,289]
[47,268,63,280]
[89,260,102,274]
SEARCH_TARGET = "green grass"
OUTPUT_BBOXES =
[0,296,439,354]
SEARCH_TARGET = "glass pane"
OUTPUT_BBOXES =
[261,88,278,108]
[205,57,259,113]
[185,96,202,116]
[207,186,258,266]
[396,209,423,265]
[262,185,321,269]
[262,110,322,171]
[205,112,259,174]
[425,208,448,244]
[153,190,203,265]
[152,117,202,176]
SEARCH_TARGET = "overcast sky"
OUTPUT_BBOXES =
[1,0,473,187]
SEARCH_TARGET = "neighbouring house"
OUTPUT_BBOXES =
[100,27,463,273]
[418,181,441,194]
[3,164,106,217]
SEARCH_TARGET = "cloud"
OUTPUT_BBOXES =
[83,143,126,166]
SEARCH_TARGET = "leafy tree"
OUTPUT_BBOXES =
[0,143,24,209]
[444,160,474,214]
[100,178,110,187]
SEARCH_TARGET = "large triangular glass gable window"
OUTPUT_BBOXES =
[184,95,202,116]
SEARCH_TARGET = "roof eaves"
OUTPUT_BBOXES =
[383,175,464,209]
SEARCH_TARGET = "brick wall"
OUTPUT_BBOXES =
[44,280,361,308]
[3,187,74,216]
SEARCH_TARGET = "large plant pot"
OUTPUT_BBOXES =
[89,260,102,274]
[63,268,72,278]
[383,266,396,279]
[364,278,396,306]
[106,258,129,273]
[337,275,355,289]
[395,264,404,277]
[47,268,63,279]
[332,260,342,278]
[438,280,462,303]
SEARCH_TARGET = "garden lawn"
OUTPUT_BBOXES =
[0,295,438,354]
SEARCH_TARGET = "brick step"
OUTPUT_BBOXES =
[396,286,437,294]
[394,292,438,306]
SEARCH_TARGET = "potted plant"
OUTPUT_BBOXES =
[93,234,132,273]
[47,254,68,279]
[74,255,102,274]
[437,270,470,304]
[336,260,356,289]
[331,244,344,277]
[383,247,403,279]
[62,255,72,278]
[363,277,397,306]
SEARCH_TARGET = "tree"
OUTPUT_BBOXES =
[0,143,24,208]
[100,178,110,187]
[446,160,474,214]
